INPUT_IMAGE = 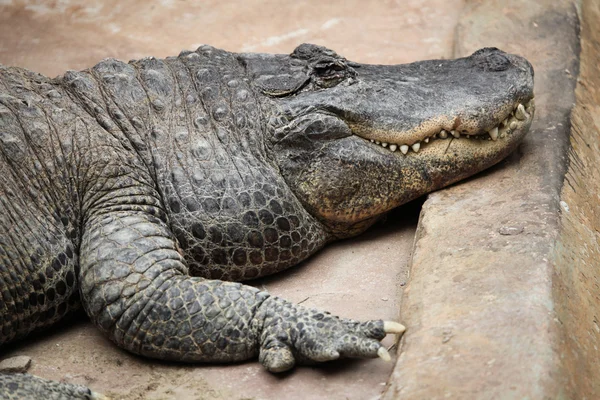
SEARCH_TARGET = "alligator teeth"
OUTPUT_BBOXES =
[367,98,533,156]
[526,98,535,108]
[525,98,535,113]
[515,104,528,120]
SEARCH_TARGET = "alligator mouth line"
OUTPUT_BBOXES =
[364,98,535,155]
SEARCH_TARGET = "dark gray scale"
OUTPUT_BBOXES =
[90,58,155,165]
[0,68,80,343]
[0,373,98,399]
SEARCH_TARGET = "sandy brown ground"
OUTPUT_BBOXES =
[0,0,463,399]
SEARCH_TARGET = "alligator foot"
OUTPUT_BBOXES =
[256,296,405,372]
[0,373,109,400]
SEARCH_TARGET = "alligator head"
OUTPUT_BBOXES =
[240,44,535,237]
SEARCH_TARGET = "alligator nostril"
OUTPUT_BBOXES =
[488,53,510,71]
[480,53,510,72]
[472,47,511,72]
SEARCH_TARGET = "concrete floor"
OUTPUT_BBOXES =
[0,1,462,399]
[0,0,463,75]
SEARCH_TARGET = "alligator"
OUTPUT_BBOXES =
[0,43,534,398]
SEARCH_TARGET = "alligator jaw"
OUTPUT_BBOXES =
[356,97,535,155]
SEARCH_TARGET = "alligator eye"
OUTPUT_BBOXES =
[312,61,348,88]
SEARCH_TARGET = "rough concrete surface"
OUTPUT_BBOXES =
[384,0,581,398]
[552,0,600,397]
[0,1,465,398]
[0,356,32,374]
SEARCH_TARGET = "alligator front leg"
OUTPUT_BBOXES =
[79,209,404,370]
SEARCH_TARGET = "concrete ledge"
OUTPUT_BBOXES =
[384,1,580,398]
[552,0,600,397]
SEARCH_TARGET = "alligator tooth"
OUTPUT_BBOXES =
[502,118,508,126]
[439,130,448,139]
[389,144,397,152]
[451,130,460,138]
[376,141,381,145]
[424,138,430,143]
[488,127,499,141]
[382,142,388,147]
[526,98,535,108]
[510,120,518,129]
[400,145,409,154]
[515,104,528,120]
[370,139,375,142]
[412,143,421,152]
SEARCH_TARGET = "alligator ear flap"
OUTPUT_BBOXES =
[255,72,309,97]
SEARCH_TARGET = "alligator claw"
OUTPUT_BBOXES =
[377,346,392,362]
[383,321,406,334]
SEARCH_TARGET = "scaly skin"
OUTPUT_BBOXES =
[0,44,534,397]
[0,374,106,400]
